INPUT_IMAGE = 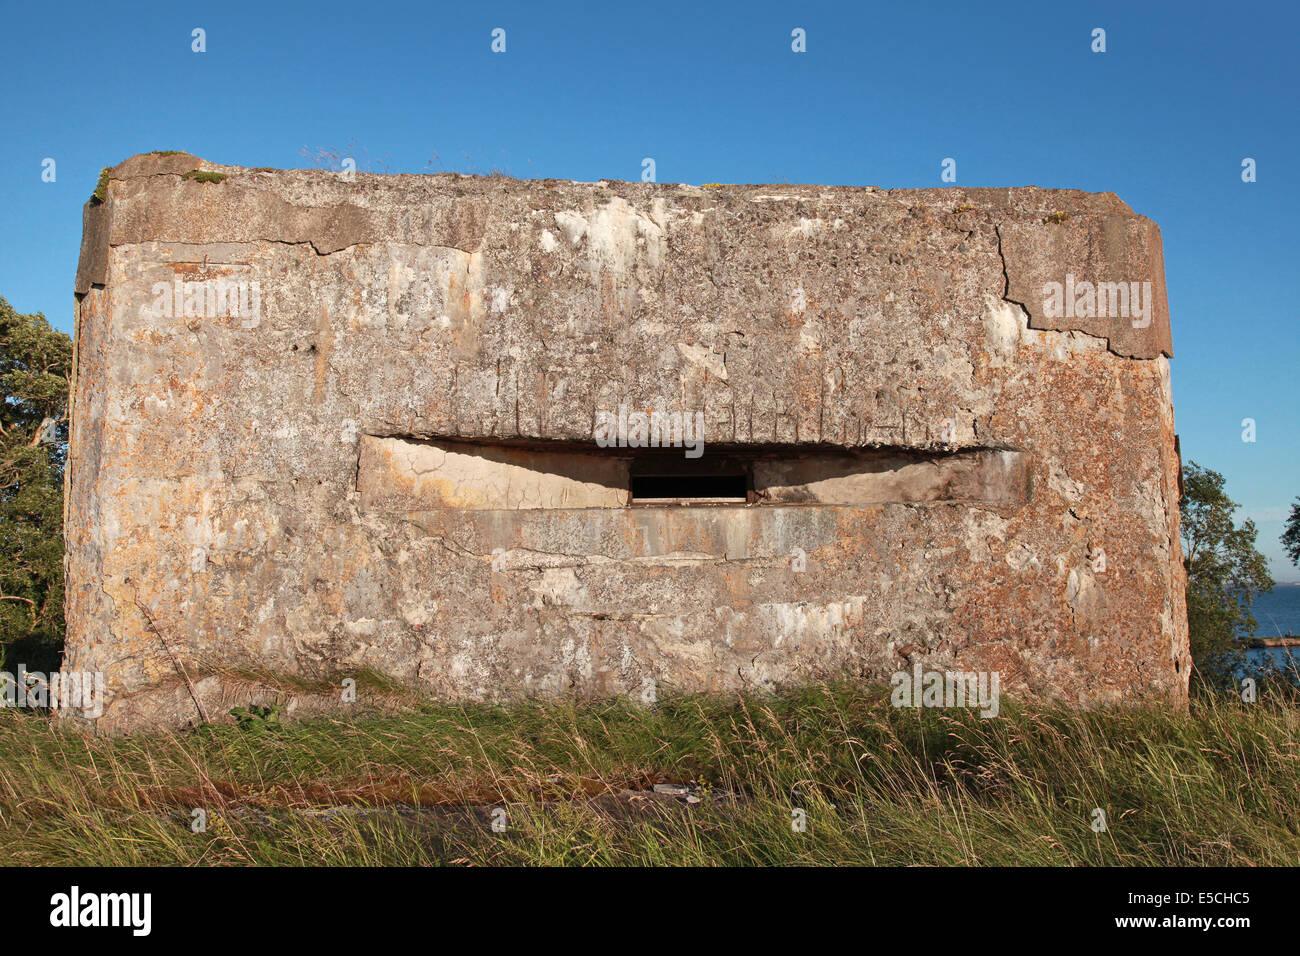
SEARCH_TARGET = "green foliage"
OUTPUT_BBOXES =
[181,170,227,184]
[230,703,283,732]
[0,297,72,673]
[91,167,111,203]
[1180,461,1274,691]
[1281,499,1300,567]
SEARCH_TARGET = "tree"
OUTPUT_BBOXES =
[1180,461,1274,690]
[1282,499,1300,567]
[0,297,72,673]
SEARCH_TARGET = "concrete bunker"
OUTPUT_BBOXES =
[64,153,1189,730]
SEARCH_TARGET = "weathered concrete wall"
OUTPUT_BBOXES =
[66,152,1188,729]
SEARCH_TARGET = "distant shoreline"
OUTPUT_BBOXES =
[1246,636,1300,648]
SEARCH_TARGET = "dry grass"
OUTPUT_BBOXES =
[0,682,1297,866]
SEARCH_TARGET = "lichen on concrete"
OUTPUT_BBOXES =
[64,153,1189,730]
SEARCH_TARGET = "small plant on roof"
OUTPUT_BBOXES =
[91,168,112,204]
[182,170,228,184]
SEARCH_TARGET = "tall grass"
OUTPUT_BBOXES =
[0,683,1296,865]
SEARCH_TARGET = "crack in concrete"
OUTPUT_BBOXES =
[994,222,1153,361]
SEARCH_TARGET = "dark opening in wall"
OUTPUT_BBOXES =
[628,452,752,505]
[358,436,1030,512]
[630,472,750,504]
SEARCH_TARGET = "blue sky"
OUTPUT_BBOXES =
[1,0,1296,577]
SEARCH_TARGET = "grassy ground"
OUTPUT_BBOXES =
[0,683,1297,866]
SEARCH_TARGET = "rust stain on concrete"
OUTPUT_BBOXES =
[64,154,1189,730]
